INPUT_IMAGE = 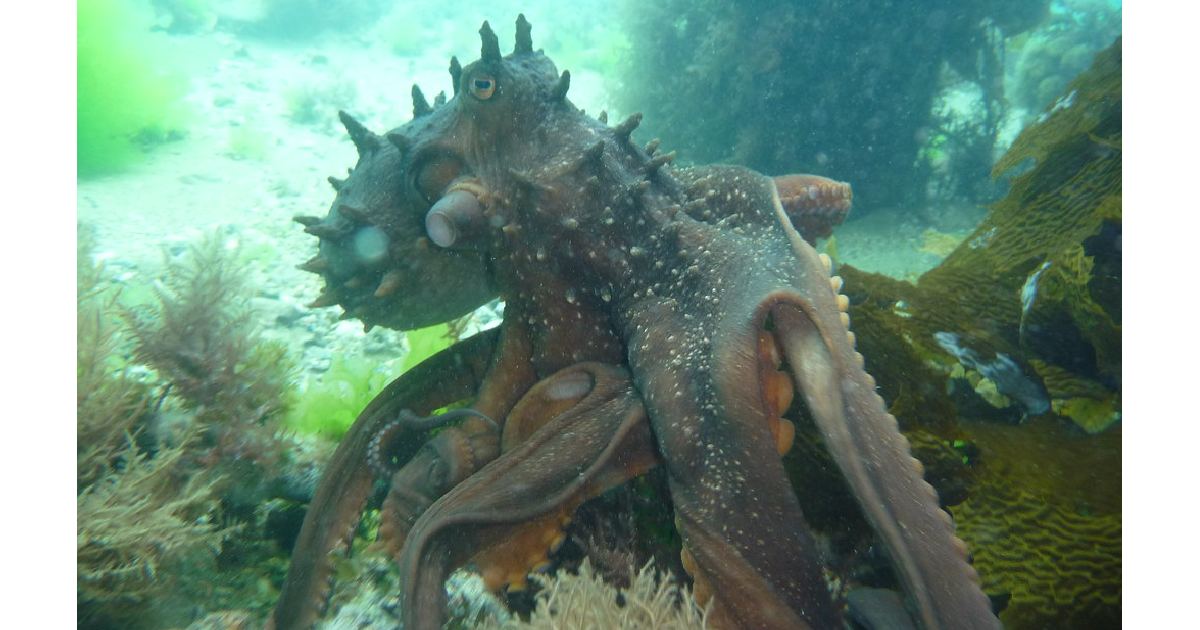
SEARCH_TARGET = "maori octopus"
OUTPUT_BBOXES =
[274,16,998,630]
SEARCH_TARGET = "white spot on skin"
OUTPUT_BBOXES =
[352,227,389,265]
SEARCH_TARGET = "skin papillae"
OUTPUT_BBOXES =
[273,15,999,630]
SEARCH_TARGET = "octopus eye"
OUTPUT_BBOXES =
[469,74,496,100]
[415,155,464,202]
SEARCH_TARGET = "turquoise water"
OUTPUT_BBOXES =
[77,1,1122,628]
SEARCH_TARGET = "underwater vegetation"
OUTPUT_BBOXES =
[1005,0,1122,118]
[78,0,190,177]
[77,228,231,628]
[284,323,458,441]
[285,354,402,441]
[123,235,294,437]
[953,449,1120,628]
[476,559,708,629]
[833,38,1121,628]
[616,0,1053,210]
[78,230,310,629]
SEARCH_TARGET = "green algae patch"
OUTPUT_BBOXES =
[285,356,403,441]
[283,325,455,441]
[78,0,191,177]
[401,323,456,373]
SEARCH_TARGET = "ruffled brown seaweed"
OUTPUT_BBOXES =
[826,38,1121,628]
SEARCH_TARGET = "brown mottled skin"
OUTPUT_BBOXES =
[273,16,999,630]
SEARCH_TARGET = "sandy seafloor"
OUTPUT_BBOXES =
[77,25,985,382]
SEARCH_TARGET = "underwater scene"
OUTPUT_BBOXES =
[76,0,1122,628]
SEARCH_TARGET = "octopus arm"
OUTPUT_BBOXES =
[620,171,997,629]
[374,415,501,561]
[772,173,852,242]
[371,311,559,562]
[623,294,837,629]
[767,182,1000,630]
[269,328,499,630]
[395,362,658,630]
[673,166,851,244]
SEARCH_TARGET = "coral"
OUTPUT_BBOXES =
[78,0,190,176]
[477,559,708,630]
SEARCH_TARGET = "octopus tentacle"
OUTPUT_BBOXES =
[618,169,996,629]
[395,362,658,630]
[375,420,500,559]
[773,173,852,242]
[268,329,499,630]
[623,296,840,629]
[367,408,499,478]
[767,182,998,628]
[674,167,851,244]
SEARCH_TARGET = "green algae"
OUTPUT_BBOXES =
[284,355,402,441]
[282,325,456,441]
[401,323,457,372]
[78,0,193,177]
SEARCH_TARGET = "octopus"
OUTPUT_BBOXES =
[272,16,999,630]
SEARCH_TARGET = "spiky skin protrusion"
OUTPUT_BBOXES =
[550,70,570,101]
[338,110,379,157]
[449,56,463,95]
[412,85,433,118]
